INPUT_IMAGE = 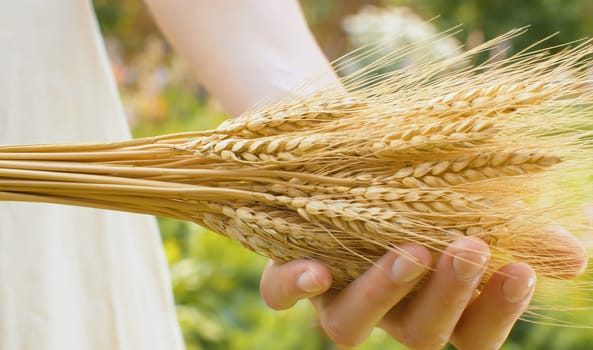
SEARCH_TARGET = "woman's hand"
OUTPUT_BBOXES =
[260,237,537,349]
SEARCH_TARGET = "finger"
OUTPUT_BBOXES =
[260,259,332,310]
[312,244,432,348]
[381,237,490,350]
[517,226,587,279]
[451,262,536,350]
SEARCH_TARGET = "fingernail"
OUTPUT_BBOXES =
[391,256,426,283]
[503,275,536,303]
[453,252,488,280]
[297,270,324,293]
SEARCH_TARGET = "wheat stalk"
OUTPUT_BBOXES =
[0,32,592,307]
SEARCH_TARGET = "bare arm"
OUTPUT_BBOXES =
[144,0,338,117]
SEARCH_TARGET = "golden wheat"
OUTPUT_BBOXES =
[0,32,592,323]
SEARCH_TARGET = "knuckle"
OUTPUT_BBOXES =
[321,316,364,348]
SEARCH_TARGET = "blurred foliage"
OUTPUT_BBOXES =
[386,0,593,54]
[92,0,593,349]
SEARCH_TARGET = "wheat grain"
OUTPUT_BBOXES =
[0,32,592,319]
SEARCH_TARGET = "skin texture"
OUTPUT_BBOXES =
[144,1,587,348]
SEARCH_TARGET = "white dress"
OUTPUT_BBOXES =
[0,1,184,349]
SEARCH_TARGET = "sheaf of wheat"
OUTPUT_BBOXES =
[1,31,593,322]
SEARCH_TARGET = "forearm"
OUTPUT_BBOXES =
[144,0,339,117]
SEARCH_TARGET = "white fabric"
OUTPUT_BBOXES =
[0,1,184,349]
